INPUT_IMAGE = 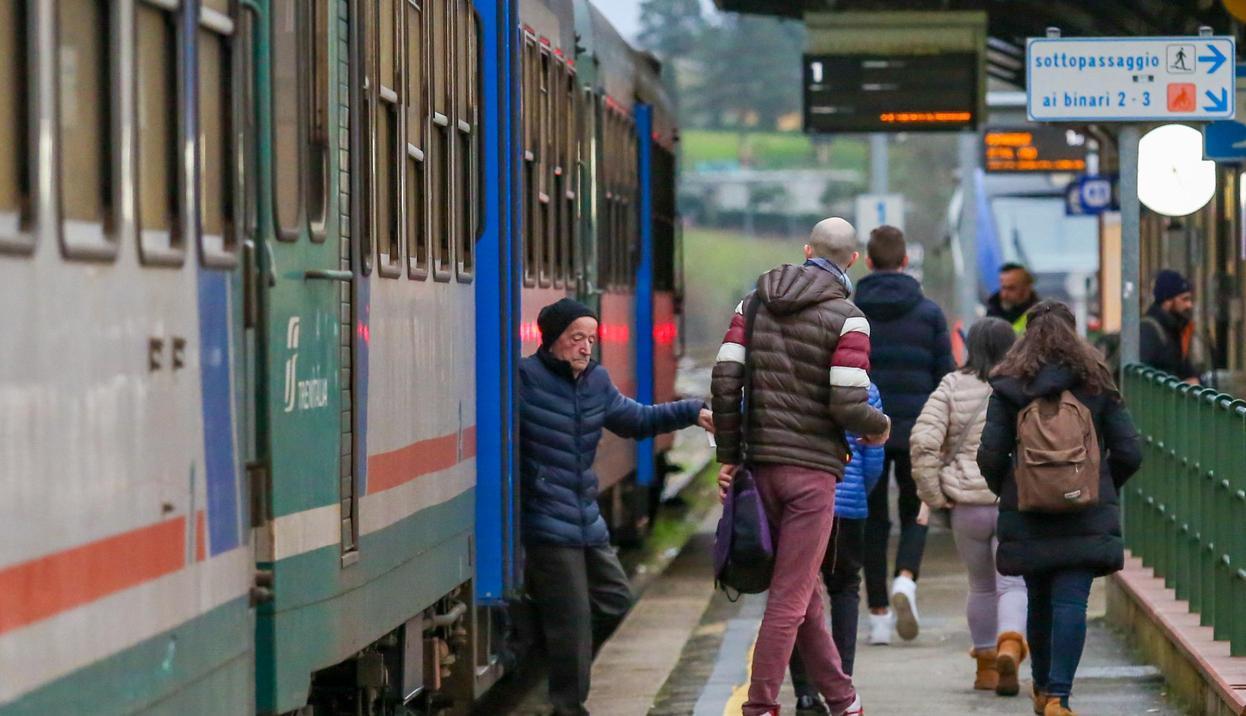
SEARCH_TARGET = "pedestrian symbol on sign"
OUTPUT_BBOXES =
[1167,44,1195,74]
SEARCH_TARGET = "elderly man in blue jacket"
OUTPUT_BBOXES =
[519,298,711,716]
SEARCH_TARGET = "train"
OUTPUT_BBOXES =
[0,0,684,714]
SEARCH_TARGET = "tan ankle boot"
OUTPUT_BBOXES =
[1031,685,1047,715]
[970,648,998,691]
[995,631,1028,696]
[1043,696,1077,716]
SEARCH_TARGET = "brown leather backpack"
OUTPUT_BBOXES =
[1014,390,1101,513]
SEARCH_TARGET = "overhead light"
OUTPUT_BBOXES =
[1138,124,1217,217]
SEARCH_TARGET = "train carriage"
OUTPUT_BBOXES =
[0,0,680,713]
[0,0,254,712]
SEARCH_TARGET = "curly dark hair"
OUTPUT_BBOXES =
[992,300,1119,396]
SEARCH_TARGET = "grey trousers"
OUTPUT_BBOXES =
[524,543,633,715]
[950,504,1028,650]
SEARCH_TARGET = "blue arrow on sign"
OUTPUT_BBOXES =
[1199,44,1228,74]
[1204,88,1229,113]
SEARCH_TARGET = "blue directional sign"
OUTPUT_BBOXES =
[1204,119,1246,160]
[1027,36,1236,122]
[1066,175,1119,216]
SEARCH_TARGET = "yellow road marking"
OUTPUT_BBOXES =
[723,632,757,715]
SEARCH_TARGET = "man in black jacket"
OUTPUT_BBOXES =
[986,263,1040,334]
[854,225,955,645]
[1141,269,1199,384]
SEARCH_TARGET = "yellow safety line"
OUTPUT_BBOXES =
[723,631,757,715]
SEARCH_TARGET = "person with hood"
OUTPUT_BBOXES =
[788,383,885,716]
[910,318,1027,697]
[853,225,955,645]
[986,263,1041,334]
[1140,269,1199,383]
[977,301,1143,716]
[519,298,712,716]
[712,217,890,716]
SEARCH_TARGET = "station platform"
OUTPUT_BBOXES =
[586,515,1183,716]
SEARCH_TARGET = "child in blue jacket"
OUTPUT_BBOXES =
[789,383,886,715]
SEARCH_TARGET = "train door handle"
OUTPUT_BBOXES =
[304,269,353,282]
[172,337,187,370]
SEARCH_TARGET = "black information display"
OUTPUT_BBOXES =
[983,125,1088,173]
[803,53,980,133]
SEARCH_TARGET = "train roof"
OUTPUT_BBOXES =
[574,0,637,114]
[519,0,576,59]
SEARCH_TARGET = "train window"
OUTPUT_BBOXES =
[404,0,426,279]
[198,2,237,266]
[307,0,330,240]
[137,1,183,265]
[560,67,576,286]
[537,49,551,288]
[57,0,116,260]
[272,0,300,240]
[0,0,32,253]
[453,0,475,282]
[549,58,564,288]
[595,103,609,289]
[521,36,536,287]
[429,0,451,280]
[375,0,401,276]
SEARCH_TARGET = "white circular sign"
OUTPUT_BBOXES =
[1138,124,1217,217]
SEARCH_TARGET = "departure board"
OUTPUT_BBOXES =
[983,126,1089,173]
[802,52,981,133]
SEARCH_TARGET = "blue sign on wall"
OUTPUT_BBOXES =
[1204,119,1246,160]
[1065,175,1119,216]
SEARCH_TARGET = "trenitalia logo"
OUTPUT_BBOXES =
[283,318,301,413]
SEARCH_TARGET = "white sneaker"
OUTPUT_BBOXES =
[867,611,893,645]
[891,575,920,641]
[835,694,864,716]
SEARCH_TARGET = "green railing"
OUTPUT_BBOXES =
[1122,364,1246,656]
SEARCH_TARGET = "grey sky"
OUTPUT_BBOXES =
[594,0,720,43]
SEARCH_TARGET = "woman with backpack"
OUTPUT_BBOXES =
[977,301,1143,716]
[910,318,1027,697]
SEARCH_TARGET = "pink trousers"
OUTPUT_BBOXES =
[743,464,856,716]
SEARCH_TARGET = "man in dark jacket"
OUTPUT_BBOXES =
[1141,269,1199,383]
[712,216,890,716]
[519,298,709,716]
[853,225,955,644]
[986,262,1040,334]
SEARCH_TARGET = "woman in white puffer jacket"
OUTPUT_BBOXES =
[911,318,1026,698]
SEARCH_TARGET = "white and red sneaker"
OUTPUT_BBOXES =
[835,694,864,716]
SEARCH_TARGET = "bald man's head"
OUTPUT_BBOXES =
[806,217,859,268]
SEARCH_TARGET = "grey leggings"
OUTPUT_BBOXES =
[950,504,1028,650]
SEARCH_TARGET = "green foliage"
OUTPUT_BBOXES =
[637,0,706,61]
[681,227,806,360]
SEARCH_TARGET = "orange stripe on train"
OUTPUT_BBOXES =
[366,426,478,495]
[0,517,186,635]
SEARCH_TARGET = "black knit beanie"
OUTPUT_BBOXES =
[538,298,597,350]
[1153,269,1191,304]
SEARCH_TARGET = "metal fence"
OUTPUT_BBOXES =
[1122,364,1246,656]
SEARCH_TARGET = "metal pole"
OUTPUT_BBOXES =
[1120,125,1142,369]
[957,130,979,328]
[870,133,889,195]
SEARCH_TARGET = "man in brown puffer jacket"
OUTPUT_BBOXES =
[712,217,890,716]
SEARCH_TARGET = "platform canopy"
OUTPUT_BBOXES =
[713,0,1234,88]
